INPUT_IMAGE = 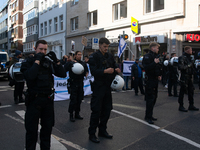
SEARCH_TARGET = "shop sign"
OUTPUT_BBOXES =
[186,34,200,42]
[133,35,166,45]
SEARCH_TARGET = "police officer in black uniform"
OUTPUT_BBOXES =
[20,40,66,150]
[178,46,199,112]
[64,51,88,122]
[88,37,121,143]
[142,42,162,124]
[168,53,179,97]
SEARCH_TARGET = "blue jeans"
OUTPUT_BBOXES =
[123,76,129,89]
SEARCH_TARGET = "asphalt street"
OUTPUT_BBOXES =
[0,78,200,150]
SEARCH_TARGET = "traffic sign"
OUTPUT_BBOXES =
[92,37,99,49]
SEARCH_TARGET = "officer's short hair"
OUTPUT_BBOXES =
[149,42,160,49]
[99,37,110,45]
[184,46,192,51]
[84,55,89,59]
[171,53,176,57]
[75,51,81,55]
[35,40,47,49]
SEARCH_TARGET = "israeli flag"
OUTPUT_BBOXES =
[118,37,127,58]
[123,61,135,76]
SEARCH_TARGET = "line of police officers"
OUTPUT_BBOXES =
[18,38,199,149]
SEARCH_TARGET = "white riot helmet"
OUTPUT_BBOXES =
[163,60,169,66]
[9,62,24,82]
[170,57,178,65]
[111,75,124,90]
[72,63,84,75]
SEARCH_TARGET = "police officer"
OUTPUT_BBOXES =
[178,46,199,112]
[9,50,25,104]
[20,40,66,150]
[64,51,88,122]
[142,42,162,124]
[168,53,179,97]
[88,37,121,143]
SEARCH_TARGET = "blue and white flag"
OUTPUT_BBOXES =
[123,61,135,76]
[118,37,127,58]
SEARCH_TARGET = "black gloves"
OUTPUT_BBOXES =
[46,51,59,63]
[35,52,44,61]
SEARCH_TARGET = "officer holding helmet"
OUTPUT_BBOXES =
[178,46,199,112]
[88,37,121,143]
[20,40,66,150]
[142,42,162,124]
[64,51,88,122]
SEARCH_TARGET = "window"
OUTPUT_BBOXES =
[45,0,47,10]
[71,17,78,31]
[16,0,18,7]
[88,10,97,27]
[41,2,43,12]
[199,5,200,26]
[49,20,52,34]
[54,17,58,32]
[59,15,63,30]
[16,14,18,21]
[49,0,52,7]
[44,22,47,35]
[71,0,78,6]
[41,23,43,36]
[113,0,127,21]
[145,0,164,13]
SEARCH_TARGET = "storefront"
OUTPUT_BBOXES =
[133,34,168,58]
[182,33,200,58]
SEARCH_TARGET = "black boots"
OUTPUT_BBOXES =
[70,114,75,122]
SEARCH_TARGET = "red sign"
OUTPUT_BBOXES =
[186,34,200,42]
[135,37,141,43]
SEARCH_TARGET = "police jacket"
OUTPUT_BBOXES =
[64,59,88,81]
[178,52,194,80]
[142,50,162,79]
[88,50,117,85]
[20,55,66,93]
[168,63,178,80]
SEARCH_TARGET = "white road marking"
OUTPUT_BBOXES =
[0,105,12,108]
[113,103,144,110]
[112,109,200,148]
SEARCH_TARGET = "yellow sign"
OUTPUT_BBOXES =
[131,17,138,34]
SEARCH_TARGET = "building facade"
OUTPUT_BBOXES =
[0,0,8,53]
[66,0,200,63]
[8,0,24,53]
[38,0,67,59]
[22,0,39,55]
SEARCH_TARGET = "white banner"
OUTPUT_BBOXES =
[54,64,94,101]
[123,61,135,76]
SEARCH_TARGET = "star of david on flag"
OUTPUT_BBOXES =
[118,37,127,58]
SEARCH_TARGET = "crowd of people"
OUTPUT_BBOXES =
[4,38,200,149]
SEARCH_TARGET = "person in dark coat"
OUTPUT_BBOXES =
[131,58,145,96]
[20,40,66,149]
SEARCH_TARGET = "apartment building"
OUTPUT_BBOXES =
[66,0,200,62]
[22,0,39,55]
[8,0,24,53]
[38,0,67,59]
[0,0,8,52]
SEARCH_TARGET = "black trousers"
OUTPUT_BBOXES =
[14,81,24,99]
[88,81,112,135]
[145,80,158,119]
[178,79,194,106]
[25,95,54,150]
[168,78,177,95]
[134,77,144,94]
[68,81,84,114]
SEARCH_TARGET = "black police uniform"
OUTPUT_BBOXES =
[178,52,199,111]
[142,51,162,124]
[64,59,88,120]
[131,62,145,95]
[88,50,117,139]
[20,54,66,150]
[168,60,178,96]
